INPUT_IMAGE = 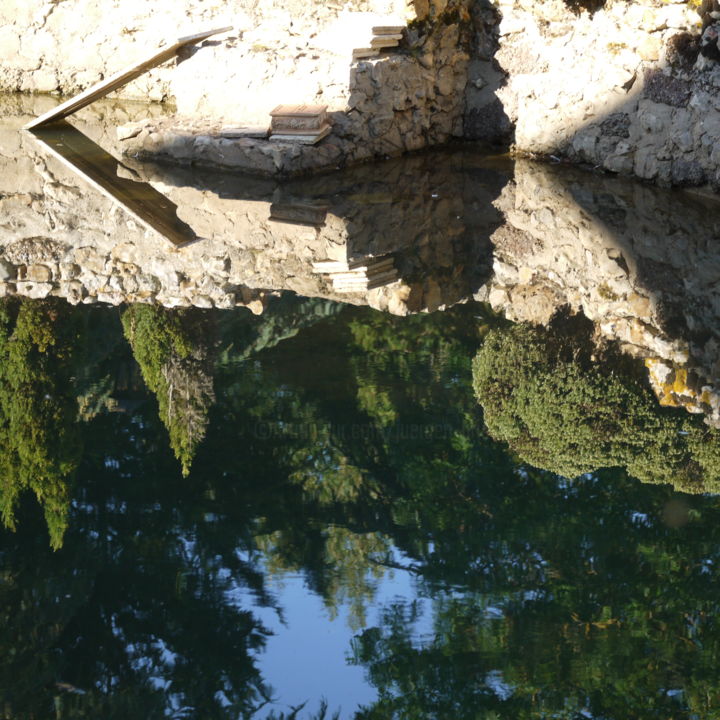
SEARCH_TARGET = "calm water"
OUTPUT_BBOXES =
[3,95,720,718]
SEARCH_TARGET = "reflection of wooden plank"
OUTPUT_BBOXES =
[29,121,199,248]
[24,26,232,129]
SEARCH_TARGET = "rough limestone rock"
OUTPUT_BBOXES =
[1,0,482,173]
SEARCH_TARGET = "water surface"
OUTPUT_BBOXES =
[2,94,720,719]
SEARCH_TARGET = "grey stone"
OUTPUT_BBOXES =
[671,158,706,186]
[600,113,631,139]
[643,69,691,108]
[464,98,512,142]
[0,260,15,281]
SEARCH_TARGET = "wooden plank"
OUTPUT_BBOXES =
[24,26,232,130]
[29,121,199,248]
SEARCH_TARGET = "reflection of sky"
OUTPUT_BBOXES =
[230,549,434,717]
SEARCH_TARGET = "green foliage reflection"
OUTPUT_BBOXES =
[0,298,82,548]
[472,319,720,493]
[5,297,720,718]
[122,304,215,476]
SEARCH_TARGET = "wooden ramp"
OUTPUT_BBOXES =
[30,121,200,248]
[24,27,232,130]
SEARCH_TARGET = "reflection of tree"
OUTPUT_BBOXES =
[232,305,720,719]
[0,298,83,549]
[9,296,720,718]
[122,304,215,476]
[259,527,390,630]
[472,319,720,493]
[350,463,720,719]
[241,303,490,630]
[0,406,275,718]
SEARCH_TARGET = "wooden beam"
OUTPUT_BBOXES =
[29,121,200,248]
[24,26,232,130]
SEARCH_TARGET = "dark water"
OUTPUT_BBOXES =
[0,295,719,719]
[4,94,720,719]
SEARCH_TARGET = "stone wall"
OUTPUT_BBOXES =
[10,0,720,184]
[0,0,410,100]
[484,0,720,189]
[93,0,720,185]
[1,0,490,172]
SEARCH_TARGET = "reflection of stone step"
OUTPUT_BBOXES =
[269,202,328,227]
[334,269,398,290]
[313,255,397,292]
[313,256,394,274]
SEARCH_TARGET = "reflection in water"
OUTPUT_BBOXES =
[0,297,82,548]
[0,300,719,717]
[121,304,215,476]
[490,159,720,426]
[4,96,502,314]
[29,121,198,247]
[6,94,720,717]
[472,314,720,494]
[7,95,720,426]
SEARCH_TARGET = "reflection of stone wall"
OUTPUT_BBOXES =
[484,159,720,425]
[0,105,501,316]
[11,94,720,422]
